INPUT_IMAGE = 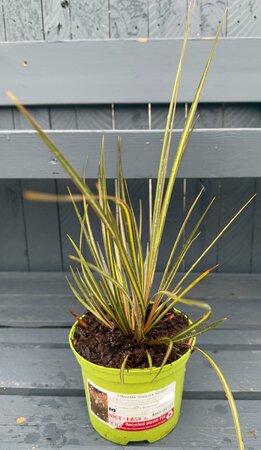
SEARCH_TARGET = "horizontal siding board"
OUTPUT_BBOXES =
[1,328,260,347]
[1,39,261,105]
[0,447,247,450]
[1,272,259,299]
[0,346,260,393]
[0,397,260,449]
[1,273,261,327]
[2,295,261,328]
[0,274,261,330]
[1,129,261,178]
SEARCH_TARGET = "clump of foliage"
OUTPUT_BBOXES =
[8,6,249,449]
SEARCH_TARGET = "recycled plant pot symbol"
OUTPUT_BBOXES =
[166,409,173,420]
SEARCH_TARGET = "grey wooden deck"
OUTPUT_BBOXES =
[0,272,260,449]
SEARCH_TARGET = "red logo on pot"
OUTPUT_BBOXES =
[116,408,174,431]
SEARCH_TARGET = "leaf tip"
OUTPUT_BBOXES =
[6,90,16,101]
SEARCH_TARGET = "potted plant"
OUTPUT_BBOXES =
[8,6,249,450]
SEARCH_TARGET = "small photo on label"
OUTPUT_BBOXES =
[88,382,109,423]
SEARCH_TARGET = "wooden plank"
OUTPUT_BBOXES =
[0,397,260,449]
[1,295,261,328]
[0,346,260,395]
[13,106,62,270]
[1,447,248,450]
[0,328,260,348]
[0,446,257,450]
[252,179,261,273]
[2,39,261,105]
[151,104,185,129]
[0,272,260,298]
[21,180,62,271]
[196,104,223,128]
[50,106,77,130]
[148,0,186,37]
[120,179,150,256]
[56,179,85,270]
[227,0,261,36]
[0,272,71,295]
[42,0,71,41]
[0,328,69,345]
[76,106,112,130]
[217,101,258,273]
[70,0,109,39]
[109,0,149,134]
[2,0,43,41]
[13,106,50,129]
[217,179,255,273]
[0,181,28,270]
[0,3,5,41]
[0,108,13,129]
[157,179,184,271]
[189,0,226,37]
[2,447,248,450]
[1,129,261,178]
[48,106,79,270]
[183,95,223,272]
[223,104,260,128]
[109,0,148,38]
[115,105,148,129]
[183,178,220,272]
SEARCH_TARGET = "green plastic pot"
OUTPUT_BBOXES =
[69,317,194,445]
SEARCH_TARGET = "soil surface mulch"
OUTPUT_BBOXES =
[72,309,191,369]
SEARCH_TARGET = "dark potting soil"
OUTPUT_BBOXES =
[72,310,191,369]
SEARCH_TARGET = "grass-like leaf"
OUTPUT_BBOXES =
[195,346,245,450]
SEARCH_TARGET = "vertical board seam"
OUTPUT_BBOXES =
[55,180,65,272]
[1,0,7,41]
[146,0,150,38]
[40,0,46,40]
[19,180,30,271]
[250,178,257,273]
[108,0,111,38]
[216,180,222,272]
[68,0,73,39]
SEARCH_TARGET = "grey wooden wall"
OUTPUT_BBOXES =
[0,0,260,273]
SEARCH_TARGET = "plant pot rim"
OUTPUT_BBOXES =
[69,311,195,376]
